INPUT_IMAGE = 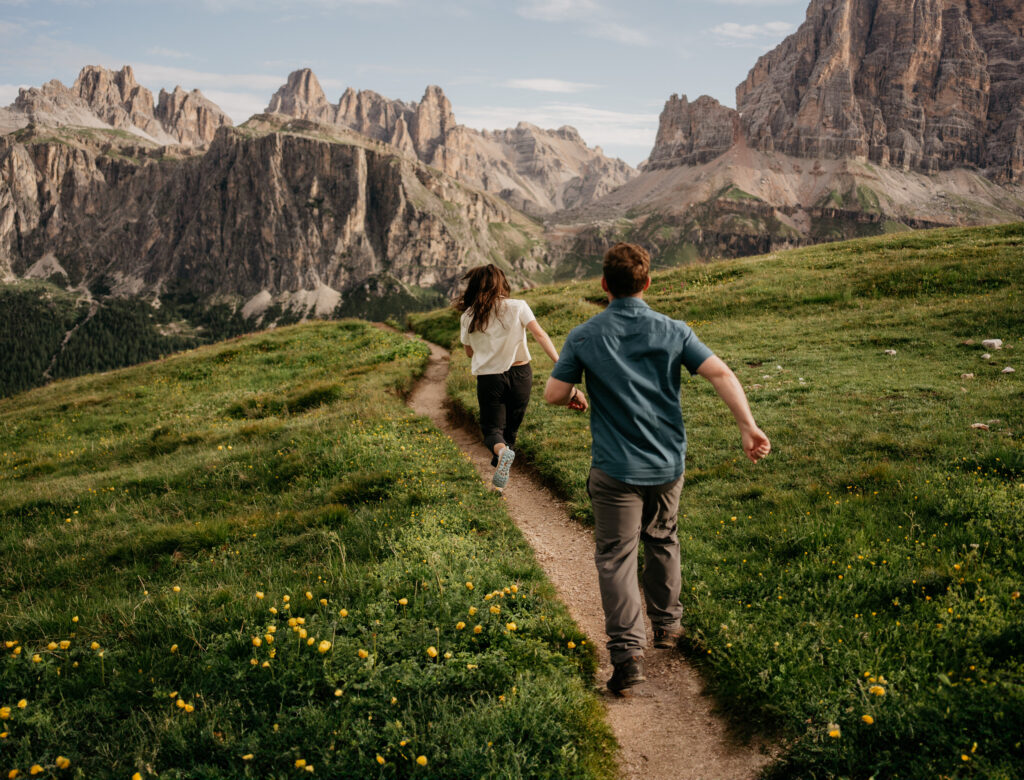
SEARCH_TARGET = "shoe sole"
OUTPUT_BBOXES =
[492,448,515,488]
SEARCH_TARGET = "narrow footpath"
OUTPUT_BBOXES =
[407,337,773,780]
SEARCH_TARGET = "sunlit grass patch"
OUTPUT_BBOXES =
[0,321,614,779]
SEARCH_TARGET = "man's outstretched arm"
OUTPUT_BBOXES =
[696,355,771,462]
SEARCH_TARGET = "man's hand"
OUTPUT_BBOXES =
[742,426,771,463]
[568,387,588,411]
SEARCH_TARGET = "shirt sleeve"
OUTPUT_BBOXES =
[459,312,470,345]
[680,322,715,375]
[517,300,536,327]
[550,329,584,384]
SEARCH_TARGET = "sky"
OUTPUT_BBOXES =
[0,0,808,166]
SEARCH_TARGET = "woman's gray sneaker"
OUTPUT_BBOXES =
[492,448,516,488]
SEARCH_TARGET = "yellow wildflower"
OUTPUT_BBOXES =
[47,642,58,650]
[55,757,70,769]
[16,700,26,709]
[376,755,385,765]
[90,642,100,650]
[319,598,328,606]
[473,625,482,634]
[170,644,178,653]
[456,622,466,630]
[32,654,41,663]
[294,759,306,768]
[567,641,576,649]
[0,707,9,720]
[172,586,181,593]
[490,605,500,615]
[255,592,265,599]
[465,582,473,590]
[59,640,70,649]
[305,592,313,600]
[861,715,874,724]
[339,609,348,617]
[241,755,253,761]
[468,607,477,616]
[416,756,427,766]
[427,646,438,658]
[133,773,142,780]
[398,598,408,606]
[184,704,194,713]
[29,767,42,776]
[868,685,886,697]
[828,724,841,738]
[252,637,262,647]
[318,640,331,653]
[357,649,369,659]
[505,622,517,631]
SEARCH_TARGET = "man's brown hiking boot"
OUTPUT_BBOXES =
[607,655,646,693]
[653,626,684,649]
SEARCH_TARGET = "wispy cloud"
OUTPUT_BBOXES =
[517,0,598,22]
[147,46,192,60]
[504,78,598,94]
[459,102,658,153]
[130,63,286,93]
[516,0,652,46]
[201,0,398,9]
[711,21,794,40]
[0,20,25,36]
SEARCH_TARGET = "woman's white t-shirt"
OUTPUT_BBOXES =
[460,298,536,376]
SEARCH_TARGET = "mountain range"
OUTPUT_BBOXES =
[2,0,1024,395]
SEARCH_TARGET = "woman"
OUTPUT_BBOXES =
[457,264,586,489]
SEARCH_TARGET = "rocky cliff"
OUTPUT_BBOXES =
[0,65,232,147]
[648,0,1024,183]
[265,69,636,216]
[0,116,545,305]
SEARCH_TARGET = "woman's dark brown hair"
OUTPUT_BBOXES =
[455,264,511,333]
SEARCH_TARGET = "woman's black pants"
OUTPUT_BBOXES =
[476,363,533,466]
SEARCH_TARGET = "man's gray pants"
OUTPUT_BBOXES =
[588,467,684,664]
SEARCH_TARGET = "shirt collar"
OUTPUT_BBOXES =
[607,297,650,310]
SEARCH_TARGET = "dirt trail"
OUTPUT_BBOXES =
[407,337,773,780]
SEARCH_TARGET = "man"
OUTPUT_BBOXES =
[544,242,770,694]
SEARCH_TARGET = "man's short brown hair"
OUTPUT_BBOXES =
[603,242,650,298]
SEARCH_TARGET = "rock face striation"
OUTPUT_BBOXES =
[648,0,1024,183]
[0,65,232,147]
[0,116,544,297]
[265,68,636,216]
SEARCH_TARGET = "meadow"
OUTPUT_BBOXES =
[0,323,615,779]
[411,223,1024,779]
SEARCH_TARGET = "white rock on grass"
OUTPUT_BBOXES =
[884,349,897,356]
[961,373,975,379]
[982,339,1003,350]
[1003,367,1016,374]
[982,353,992,360]
[971,423,991,430]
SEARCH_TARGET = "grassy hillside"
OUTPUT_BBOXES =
[411,223,1024,779]
[0,322,614,779]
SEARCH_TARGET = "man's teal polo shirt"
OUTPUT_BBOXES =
[550,297,714,485]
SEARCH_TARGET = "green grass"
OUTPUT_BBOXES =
[0,322,615,779]
[411,223,1024,779]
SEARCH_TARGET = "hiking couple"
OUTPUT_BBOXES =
[457,243,770,693]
